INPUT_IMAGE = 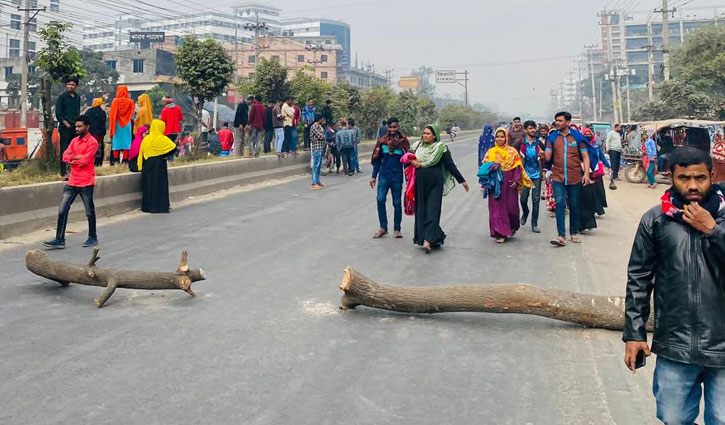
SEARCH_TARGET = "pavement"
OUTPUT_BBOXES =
[0,133,675,424]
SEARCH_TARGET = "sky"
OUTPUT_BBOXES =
[62,0,676,119]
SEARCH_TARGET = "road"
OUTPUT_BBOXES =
[1,133,669,424]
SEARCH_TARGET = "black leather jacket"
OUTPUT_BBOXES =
[623,192,725,367]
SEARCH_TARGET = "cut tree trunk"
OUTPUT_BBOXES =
[339,267,652,331]
[26,248,206,308]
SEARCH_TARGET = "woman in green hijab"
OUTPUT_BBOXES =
[409,124,469,253]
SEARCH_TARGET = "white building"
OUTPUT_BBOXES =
[0,0,77,60]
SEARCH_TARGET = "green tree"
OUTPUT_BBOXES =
[35,22,86,172]
[671,25,725,97]
[390,90,420,135]
[247,57,290,103]
[358,85,395,138]
[175,36,234,149]
[289,67,330,107]
[416,97,437,131]
[76,49,119,101]
[146,84,168,116]
[328,81,361,123]
[410,66,436,99]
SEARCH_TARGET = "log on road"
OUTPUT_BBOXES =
[26,248,206,308]
[339,267,651,331]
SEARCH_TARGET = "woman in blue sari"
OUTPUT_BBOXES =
[478,124,495,166]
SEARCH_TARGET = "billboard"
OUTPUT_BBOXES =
[397,76,420,89]
[129,32,165,43]
[435,70,457,83]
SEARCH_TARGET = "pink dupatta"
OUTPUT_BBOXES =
[401,152,417,216]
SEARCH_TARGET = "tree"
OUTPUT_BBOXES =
[410,66,436,99]
[328,81,361,123]
[146,84,168,116]
[358,85,395,139]
[416,97,437,132]
[390,90,421,135]
[35,22,86,172]
[247,57,290,103]
[76,49,119,102]
[175,36,234,150]
[289,67,330,107]
[671,25,725,98]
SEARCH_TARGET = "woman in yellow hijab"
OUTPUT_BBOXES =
[134,93,153,129]
[138,119,177,213]
[483,127,532,243]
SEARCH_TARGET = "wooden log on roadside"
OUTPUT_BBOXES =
[26,248,206,308]
[339,267,651,331]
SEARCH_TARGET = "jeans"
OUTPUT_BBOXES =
[352,144,360,172]
[609,149,621,181]
[248,128,262,157]
[520,177,542,228]
[274,128,285,153]
[339,147,353,173]
[653,357,725,424]
[647,160,657,185]
[56,185,96,241]
[290,126,298,152]
[311,149,323,185]
[264,129,273,153]
[303,125,311,149]
[234,127,246,157]
[283,126,292,152]
[377,176,403,231]
[552,182,580,238]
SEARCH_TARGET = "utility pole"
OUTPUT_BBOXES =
[18,1,45,128]
[575,59,584,119]
[462,70,469,107]
[584,44,599,121]
[647,21,655,101]
[244,11,269,71]
[625,71,632,122]
[599,9,619,123]
[655,0,675,81]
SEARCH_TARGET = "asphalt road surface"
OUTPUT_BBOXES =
[1,133,668,424]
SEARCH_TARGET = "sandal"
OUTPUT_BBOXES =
[570,235,582,243]
[496,237,505,244]
[550,237,567,247]
[373,229,388,239]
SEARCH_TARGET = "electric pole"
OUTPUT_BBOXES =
[655,0,675,81]
[647,21,655,101]
[18,1,45,128]
[305,43,324,66]
[575,58,584,119]
[244,11,269,71]
[584,44,598,121]
[599,9,619,123]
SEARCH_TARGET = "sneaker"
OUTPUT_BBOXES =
[43,239,65,249]
[532,226,541,233]
[521,214,528,226]
[83,237,99,247]
[609,181,617,190]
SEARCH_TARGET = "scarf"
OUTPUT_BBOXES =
[412,124,457,196]
[478,124,495,166]
[129,125,148,160]
[137,119,176,171]
[401,152,417,215]
[661,185,725,222]
[91,98,103,108]
[109,85,135,137]
[483,127,532,190]
[135,94,153,129]
[713,133,725,163]
[371,130,410,163]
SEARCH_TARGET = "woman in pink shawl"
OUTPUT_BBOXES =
[128,125,149,173]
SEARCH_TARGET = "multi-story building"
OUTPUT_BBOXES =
[101,48,176,94]
[280,18,351,66]
[600,6,724,79]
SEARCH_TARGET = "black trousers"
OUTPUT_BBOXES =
[339,147,353,173]
[303,125,311,149]
[520,178,542,228]
[283,126,292,152]
[264,129,274,153]
[56,185,96,241]
[58,125,76,176]
[609,150,621,181]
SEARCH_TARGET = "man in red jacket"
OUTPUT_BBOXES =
[218,122,235,155]
[43,115,99,249]
[247,95,266,158]
[160,98,184,143]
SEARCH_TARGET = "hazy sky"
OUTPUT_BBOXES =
[65,0,676,119]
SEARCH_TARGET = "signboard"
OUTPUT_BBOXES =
[397,76,420,89]
[435,70,457,84]
[129,32,165,43]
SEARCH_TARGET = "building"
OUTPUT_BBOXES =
[101,48,176,94]
[230,37,339,82]
[0,0,79,59]
[600,6,724,79]
[280,18,351,66]
[337,64,387,90]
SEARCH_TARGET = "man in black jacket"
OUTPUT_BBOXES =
[624,146,725,423]
[55,77,81,178]
[233,96,251,157]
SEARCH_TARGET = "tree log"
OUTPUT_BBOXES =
[339,267,651,331]
[26,248,206,308]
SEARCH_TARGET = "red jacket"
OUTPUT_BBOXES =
[64,133,98,187]
[218,128,234,150]
[160,104,184,135]
[248,101,266,130]
[292,105,301,127]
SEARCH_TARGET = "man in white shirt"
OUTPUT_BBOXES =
[604,123,622,189]
[200,108,211,148]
